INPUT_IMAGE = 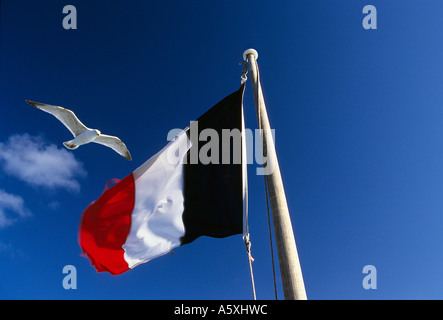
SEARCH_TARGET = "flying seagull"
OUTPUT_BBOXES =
[26,100,132,160]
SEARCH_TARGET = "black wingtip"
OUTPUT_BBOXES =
[26,100,41,107]
[124,149,132,161]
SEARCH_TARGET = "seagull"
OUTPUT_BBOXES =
[26,100,132,160]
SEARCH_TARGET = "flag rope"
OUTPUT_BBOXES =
[243,233,256,300]
[240,61,248,85]
[253,59,279,300]
[264,175,279,300]
[240,63,256,300]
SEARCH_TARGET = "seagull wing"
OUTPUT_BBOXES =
[26,100,88,136]
[93,134,132,160]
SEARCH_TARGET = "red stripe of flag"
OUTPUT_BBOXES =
[79,174,135,275]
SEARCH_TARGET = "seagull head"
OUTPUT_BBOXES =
[95,129,101,136]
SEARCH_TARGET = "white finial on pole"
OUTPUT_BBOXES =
[243,49,258,62]
[243,49,307,300]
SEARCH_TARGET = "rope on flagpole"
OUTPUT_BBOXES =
[247,56,279,300]
[243,233,257,300]
[239,61,256,300]
[264,175,279,300]
[240,61,248,85]
[254,60,279,300]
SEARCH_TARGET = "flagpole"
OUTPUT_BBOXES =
[243,49,307,300]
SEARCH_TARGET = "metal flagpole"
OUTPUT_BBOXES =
[243,49,307,300]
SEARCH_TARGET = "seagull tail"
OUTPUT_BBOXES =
[63,140,79,150]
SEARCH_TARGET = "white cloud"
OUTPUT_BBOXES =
[0,134,86,192]
[0,241,24,259]
[0,189,31,228]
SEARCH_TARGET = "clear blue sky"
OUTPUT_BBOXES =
[0,0,442,299]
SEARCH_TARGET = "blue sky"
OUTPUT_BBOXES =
[0,0,442,299]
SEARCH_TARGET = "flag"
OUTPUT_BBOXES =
[79,85,247,275]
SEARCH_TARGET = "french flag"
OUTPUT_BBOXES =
[79,85,247,275]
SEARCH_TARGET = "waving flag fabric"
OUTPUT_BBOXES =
[79,85,246,275]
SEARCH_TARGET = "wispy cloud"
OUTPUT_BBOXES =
[0,189,31,228]
[0,134,86,192]
[0,241,25,260]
